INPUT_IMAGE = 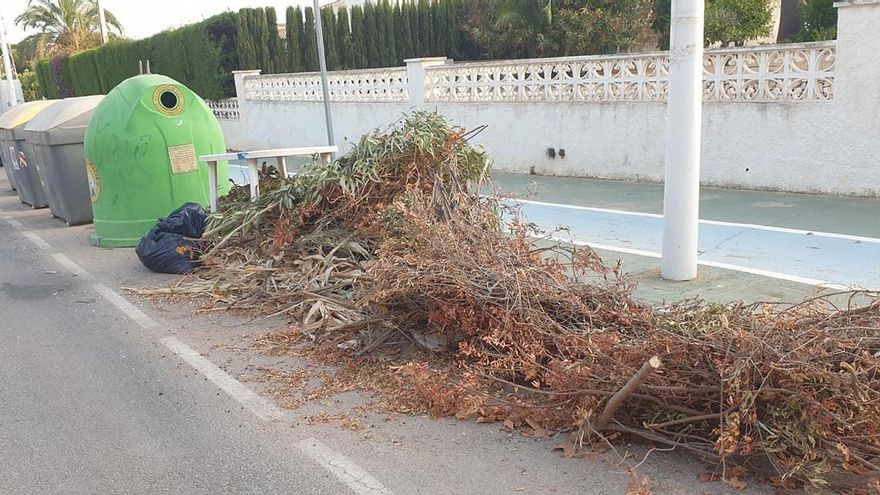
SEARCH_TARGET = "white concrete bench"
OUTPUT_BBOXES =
[199,146,337,212]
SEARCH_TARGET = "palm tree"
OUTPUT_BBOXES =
[14,0,123,58]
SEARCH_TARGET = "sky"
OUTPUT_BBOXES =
[1,0,335,44]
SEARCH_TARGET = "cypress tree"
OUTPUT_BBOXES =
[236,9,249,69]
[363,2,380,67]
[431,0,446,56]
[302,7,319,71]
[445,0,461,59]
[266,7,287,73]
[376,2,389,66]
[236,9,257,69]
[261,9,273,72]
[417,0,432,57]
[381,1,397,66]
[395,2,412,60]
[336,8,352,69]
[253,8,271,72]
[408,1,421,56]
[322,8,339,70]
[372,2,385,66]
[286,6,303,72]
[349,5,368,68]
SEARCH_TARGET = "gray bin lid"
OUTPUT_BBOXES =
[0,100,59,141]
[24,95,105,146]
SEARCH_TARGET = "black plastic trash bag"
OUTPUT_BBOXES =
[136,228,201,274]
[156,202,207,238]
[136,203,208,274]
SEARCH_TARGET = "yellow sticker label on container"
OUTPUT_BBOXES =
[86,160,100,203]
[168,144,198,174]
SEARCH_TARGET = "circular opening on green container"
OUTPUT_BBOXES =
[159,91,179,111]
[152,85,185,116]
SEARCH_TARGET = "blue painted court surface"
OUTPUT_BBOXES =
[510,199,880,289]
[487,173,880,290]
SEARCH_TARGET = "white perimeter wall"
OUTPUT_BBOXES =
[217,0,880,196]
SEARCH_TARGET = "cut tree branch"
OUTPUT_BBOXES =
[592,356,662,431]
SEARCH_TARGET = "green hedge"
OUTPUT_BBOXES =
[91,39,148,93]
[35,59,57,99]
[36,56,75,98]
[37,12,237,101]
[147,13,237,99]
[68,50,103,95]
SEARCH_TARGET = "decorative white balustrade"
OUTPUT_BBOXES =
[206,98,241,120]
[425,42,836,103]
[243,68,408,102]
[236,42,835,105]
[703,43,835,101]
[427,53,671,103]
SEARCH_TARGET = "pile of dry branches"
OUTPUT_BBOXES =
[147,112,879,491]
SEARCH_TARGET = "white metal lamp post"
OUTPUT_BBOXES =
[313,0,335,148]
[661,0,705,281]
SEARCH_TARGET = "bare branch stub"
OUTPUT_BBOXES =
[592,356,662,432]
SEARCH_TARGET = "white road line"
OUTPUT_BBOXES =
[4,216,25,229]
[159,336,288,422]
[512,198,663,219]
[22,231,51,249]
[3,215,51,248]
[50,253,92,278]
[92,283,161,329]
[15,216,288,425]
[295,438,394,495]
[697,218,880,244]
[512,198,880,244]
[551,236,852,290]
[2,208,388,492]
[552,238,661,259]
[696,259,850,290]
[161,328,391,489]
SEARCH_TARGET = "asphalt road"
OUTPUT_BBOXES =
[0,176,765,495]
[0,208,345,494]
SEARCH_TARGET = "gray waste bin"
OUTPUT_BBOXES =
[24,96,104,225]
[0,100,58,207]
[1,149,15,190]
[1,101,57,191]
[0,114,19,191]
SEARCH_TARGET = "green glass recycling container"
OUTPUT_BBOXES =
[84,74,230,247]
